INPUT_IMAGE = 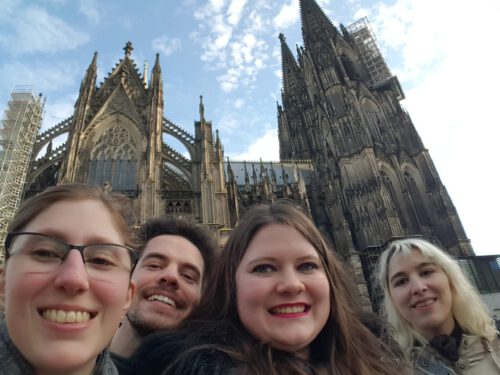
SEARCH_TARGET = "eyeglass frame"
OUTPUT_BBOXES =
[4,231,139,271]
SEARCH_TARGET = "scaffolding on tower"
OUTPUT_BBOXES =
[0,86,45,262]
[346,17,392,87]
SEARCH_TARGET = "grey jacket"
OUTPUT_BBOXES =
[0,319,118,375]
[410,333,500,374]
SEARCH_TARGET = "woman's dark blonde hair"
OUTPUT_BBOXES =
[6,183,137,252]
[159,200,405,374]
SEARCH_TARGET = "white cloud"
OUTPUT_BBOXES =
[234,98,244,108]
[1,60,81,94]
[229,128,279,161]
[152,36,182,56]
[192,2,274,92]
[273,0,299,30]
[79,0,101,24]
[370,0,500,254]
[0,4,89,55]
[227,0,248,26]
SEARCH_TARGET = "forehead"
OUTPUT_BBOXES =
[242,223,318,261]
[141,234,204,267]
[22,199,121,237]
[388,249,429,275]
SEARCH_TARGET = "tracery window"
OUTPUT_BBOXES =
[87,126,138,190]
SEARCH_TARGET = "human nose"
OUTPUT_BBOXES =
[53,250,90,294]
[156,265,179,288]
[409,276,427,295]
[276,268,305,295]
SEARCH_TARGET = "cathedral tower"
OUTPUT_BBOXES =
[278,0,472,257]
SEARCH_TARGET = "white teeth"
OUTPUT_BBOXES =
[42,309,91,323]
[148,294,176,308]
[271,305,306,314]
[414,299,434,308]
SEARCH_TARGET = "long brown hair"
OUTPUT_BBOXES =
[175,201,405,374]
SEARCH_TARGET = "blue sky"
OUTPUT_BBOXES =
[0,0,499,255]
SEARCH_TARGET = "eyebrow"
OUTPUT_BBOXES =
[246,254,320,267]
[27,230,119,245]
[140,252,202,278]
[389,261,435,284]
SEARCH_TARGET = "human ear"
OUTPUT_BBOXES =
[123,280,136,313]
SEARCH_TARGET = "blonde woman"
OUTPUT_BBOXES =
[377,238,500,374]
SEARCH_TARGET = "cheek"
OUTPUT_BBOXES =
[185,285,202,306]
[92,278,132,309]
[4,268,48,306]
[389,288,408,312]
[131,270,154,291]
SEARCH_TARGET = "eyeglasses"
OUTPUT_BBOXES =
[4,232,138,280]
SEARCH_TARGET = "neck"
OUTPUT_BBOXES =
[36,359,96,375]
[422,317,456,341]
[109,319,142,358]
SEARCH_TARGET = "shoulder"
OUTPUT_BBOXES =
[93,350,119,375]
[456,333,500,372]
[0,320,35,375]
[409,345,456,375]
[109,351,132,375]
[129,330,235,375]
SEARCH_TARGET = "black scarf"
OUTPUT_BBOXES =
[429,324,463,362]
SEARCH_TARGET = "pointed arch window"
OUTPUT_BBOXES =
[404,171,430,227]
[87,126,138,190]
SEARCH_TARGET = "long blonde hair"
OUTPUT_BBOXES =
[377,238,496,348]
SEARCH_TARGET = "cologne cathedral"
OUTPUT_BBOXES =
[19,0,472,308]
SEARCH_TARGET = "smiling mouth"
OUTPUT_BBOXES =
[269,304,310,315]
[148,294,177,309]
[40,309,95,323]
[412,299,436,308]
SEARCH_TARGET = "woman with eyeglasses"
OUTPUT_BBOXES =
[377,238,500,374]
[0,183,138,375]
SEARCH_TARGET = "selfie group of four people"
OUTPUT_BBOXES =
[0,183,498,374]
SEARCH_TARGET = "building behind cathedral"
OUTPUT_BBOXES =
[1,0,485,310]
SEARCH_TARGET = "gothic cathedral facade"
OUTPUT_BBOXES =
[23,0,472,307]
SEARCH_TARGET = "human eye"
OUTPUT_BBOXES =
[143,261,162,270]
[30,247,62,262]
[26,237,64,262]
[84,246,122,268]
[251,264,275,273]
[392,277,408,287]
[298,262,320,272]
[420,268,435,277]
[181,271,199,284]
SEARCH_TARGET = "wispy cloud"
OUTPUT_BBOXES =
[152,36,182,56]
[78,0,101,24]
[193,1,276,93]
[227,0,248,26]
[1,60,81,94]
[228,128,279,160]
[273,0,299,30]
[0,3,89,55]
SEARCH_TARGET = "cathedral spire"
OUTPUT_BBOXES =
[150,53,162,90]
[299,0,338,49]
[143,60,148,88]
[199,95,205,123]
[279,33,302,94]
